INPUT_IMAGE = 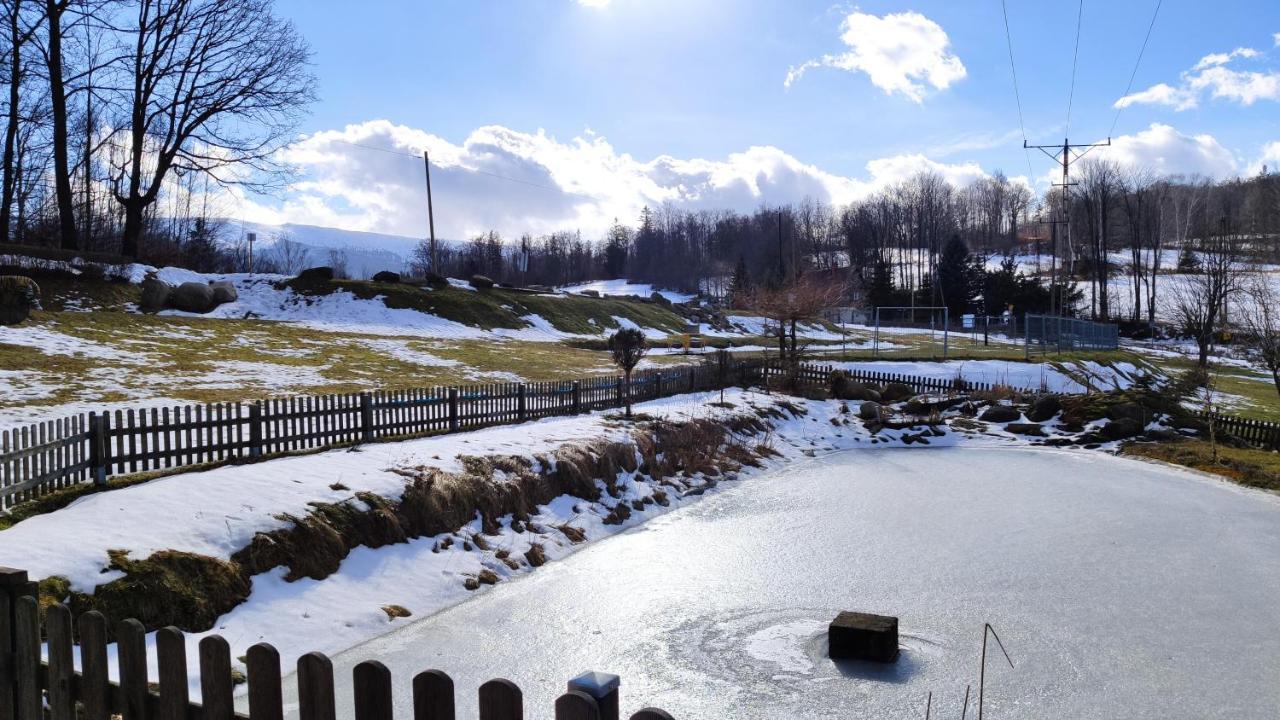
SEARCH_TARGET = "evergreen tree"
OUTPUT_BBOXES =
[1177,244,1201,274]
[727,255,752,307]
[935,235,981,317]
[867,258,896,309]
[603,219,630,278]
[182,218,224,272]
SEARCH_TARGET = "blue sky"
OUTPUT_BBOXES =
[242,0,1280,240]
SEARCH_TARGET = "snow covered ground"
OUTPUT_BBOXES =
[831,359,1148,393]
[559,279,695,304]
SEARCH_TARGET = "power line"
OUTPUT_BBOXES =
[1109,0,1163,137]
[999,0,1037,180]
[1064,0,1084,137]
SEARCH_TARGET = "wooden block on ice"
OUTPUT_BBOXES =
[828,611,899,663]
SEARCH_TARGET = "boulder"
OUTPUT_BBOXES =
[578,289,600,298]
[297,266,335,282]
[1101,417,1143,441]
[879,382,914,403]
[1106,401,1146,424]
[469,274,495,290]
[372,271,402,284]
[979,404,1022,423]
[208,280,237,305]
[1005,422,1046,437]
[858,401,882,421]
[170,281,216,313]
[649,292,671,305]
[139,275,172,313]
[1027,395,1062,423]
[0,275,40,325]
[425,272,448,287]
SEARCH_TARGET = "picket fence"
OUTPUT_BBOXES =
[0,359,760,510]
[767,362,1004,395]
[0,568,672,720]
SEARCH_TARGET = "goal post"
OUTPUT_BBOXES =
[873,306,950,360]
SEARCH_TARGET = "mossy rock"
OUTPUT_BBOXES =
[0,275,40,324]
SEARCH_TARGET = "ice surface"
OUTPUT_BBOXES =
[294,447,1280,719]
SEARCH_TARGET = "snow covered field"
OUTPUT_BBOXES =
[295,446,1280,719]
[832,359,1148,393]
[560,279,695,304]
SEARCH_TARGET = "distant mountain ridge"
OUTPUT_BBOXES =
[215,221,461,278]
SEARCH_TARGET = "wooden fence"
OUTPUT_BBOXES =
[764,362,1003,395]
[0,568,673,720]
[1196,411,1280,450]
[0,360,762,511]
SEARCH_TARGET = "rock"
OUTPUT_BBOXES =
[650,292,671,305]
[1143,428,1181,442]
[979,404,1021,423]
[858,401,882,421]
[1027,395,1062,423]
[139,275,172,313]
[1005,422,1046,437]
[469,274,495,290]
[170,281,216,313]
[1107,402,1145,424]
[1101,417,1143,441]
[208,280,237,305]
[297,266,335,282]
[579,289,600,297]
[879,383,914,403]
[0,275,39,325]
[381,604,412,619]
[372,270,401,283]
[828,611,899,663]
[425,272,448,286]
[1170,416,1209,433]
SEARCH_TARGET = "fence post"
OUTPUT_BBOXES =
[448,389,460,432]
[572,381,582,414]
[615,377,624,407]
[88,412,107,486]
[249,402,264,458]
[360,393,375,443]
[518,384,528,422]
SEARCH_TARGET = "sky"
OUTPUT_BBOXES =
[231,0,1280,242]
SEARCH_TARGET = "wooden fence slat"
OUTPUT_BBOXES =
[353,661,393,720]
[46,604,75,720]
[247,642,284,720]
[79,611,111,720]
[157,627,190,720]
[13,597,40,720]
[0,592,11,720]
[553,692,599,720]
[412,669,455,720]
[297,652,337,720]
[199,635,235,720]
[478,678,523,720]
[118,618,149,720]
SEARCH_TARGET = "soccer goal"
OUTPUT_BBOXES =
[873,306,950,360]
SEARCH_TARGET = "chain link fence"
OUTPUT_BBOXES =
[1024,313,1119,357]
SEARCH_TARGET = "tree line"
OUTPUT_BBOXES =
[0,0,314,260]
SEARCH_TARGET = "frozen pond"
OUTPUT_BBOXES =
[286,447,1280,719]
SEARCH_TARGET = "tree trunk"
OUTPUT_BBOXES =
[121,198,144,258]
[0,0,20,244]
[45,0,77,250]
[623,372,632,418]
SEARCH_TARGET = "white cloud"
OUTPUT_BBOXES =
[575,0,610,7]
[1101,123,1238,178]
[1248,141,1280,175]
[1116,42,1280,110]
[785,10,966,102]
[1191,47,1259,71]
[235,120,993,240]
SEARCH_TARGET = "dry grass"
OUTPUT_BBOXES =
[1124,439,1280,493]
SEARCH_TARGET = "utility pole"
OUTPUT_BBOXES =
[1025,136,1110,315]
[423,151,438,273]
[247,232,256,275]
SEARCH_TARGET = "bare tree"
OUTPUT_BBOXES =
[270,235,306,275]
[110,0,314,258]
[326,247,348,279]
[749,273,846,365]
[1238,272,1280,397]
[1166,197,1246,367]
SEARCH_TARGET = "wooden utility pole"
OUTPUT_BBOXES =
[423,150,438,273]
[1025,136,1110,315]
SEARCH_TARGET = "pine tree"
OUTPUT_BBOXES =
[867,259,896,309]
[727,255,752,307]
[604,219,630,278]
[936,235,980,317]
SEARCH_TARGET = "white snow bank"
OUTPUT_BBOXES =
[560,279,694,304]
[832,360,1146,393]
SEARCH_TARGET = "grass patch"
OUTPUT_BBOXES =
[1125,439,1280,492]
